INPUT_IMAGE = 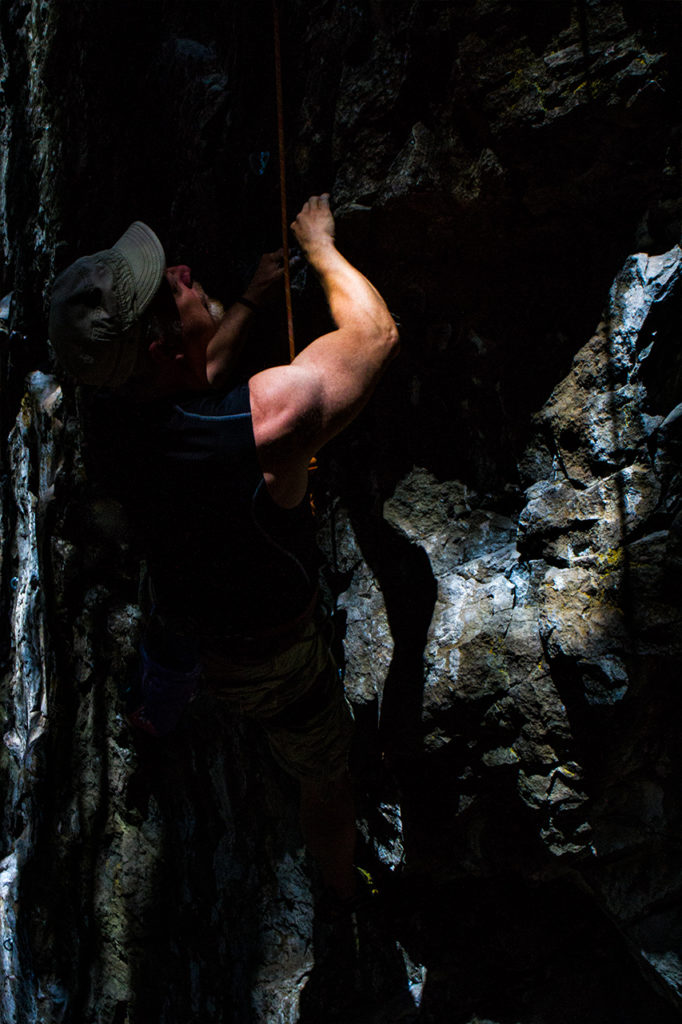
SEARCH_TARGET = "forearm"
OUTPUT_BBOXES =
[206,250,286,386]
[291,196,398,381]
[205,301,256,387]
[293,241,398,390]
[308,241,394,337]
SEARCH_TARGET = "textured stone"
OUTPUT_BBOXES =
[1,1,682,1022]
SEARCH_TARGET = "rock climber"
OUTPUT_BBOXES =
[49,194,399,910]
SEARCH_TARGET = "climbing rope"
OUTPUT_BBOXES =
[272,0,319,499]
[272,0,295,362]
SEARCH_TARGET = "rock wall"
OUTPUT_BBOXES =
[1,1,681,1022]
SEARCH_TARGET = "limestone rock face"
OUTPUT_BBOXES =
[1,1,681,1022]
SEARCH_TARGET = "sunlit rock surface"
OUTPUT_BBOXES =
[1,1,681,1021]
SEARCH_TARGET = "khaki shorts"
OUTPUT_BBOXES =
[200,611,354,782]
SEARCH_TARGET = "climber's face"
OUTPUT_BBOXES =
[165,265,225,352]
[144,267,225,387]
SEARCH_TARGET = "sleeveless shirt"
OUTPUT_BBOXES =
[133,384,319,641]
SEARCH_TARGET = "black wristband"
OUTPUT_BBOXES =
[236,296,260,313]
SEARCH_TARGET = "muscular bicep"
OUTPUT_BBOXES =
[249,318,397,506]
[249,363,324,459]
[251,333,386,457]
[247,365,320,507]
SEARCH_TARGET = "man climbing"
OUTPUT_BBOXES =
[49,194,399,909]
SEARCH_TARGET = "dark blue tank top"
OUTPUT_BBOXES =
[140,384,318,640]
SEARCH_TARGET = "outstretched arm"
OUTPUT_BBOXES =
[249,195,399,506]
[206,250,285,387]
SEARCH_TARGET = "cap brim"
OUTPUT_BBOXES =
[113,221,165,316]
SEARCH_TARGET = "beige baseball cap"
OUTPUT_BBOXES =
[49,221,166,387]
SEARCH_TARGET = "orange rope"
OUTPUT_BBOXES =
[272,0,295,362]
[272,0,318,499]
